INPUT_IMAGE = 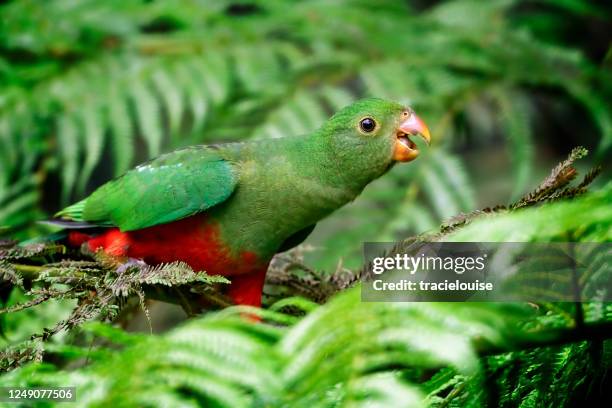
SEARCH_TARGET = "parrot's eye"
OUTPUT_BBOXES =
[359,117,376,133]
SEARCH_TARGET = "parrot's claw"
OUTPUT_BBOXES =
[116,258,147,274]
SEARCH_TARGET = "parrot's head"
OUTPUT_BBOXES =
[319,98,431,182]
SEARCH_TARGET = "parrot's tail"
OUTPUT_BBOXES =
[19,219,103,247]
[19,230,69,245]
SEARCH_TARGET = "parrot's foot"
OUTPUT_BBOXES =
[115,257,147,274]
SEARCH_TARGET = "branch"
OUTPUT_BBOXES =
[265,146,602,304]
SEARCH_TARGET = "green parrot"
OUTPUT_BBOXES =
[55,98,431,306]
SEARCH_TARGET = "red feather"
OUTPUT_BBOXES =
[68,214,268,307]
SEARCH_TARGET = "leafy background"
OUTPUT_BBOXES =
[0,0,611,406]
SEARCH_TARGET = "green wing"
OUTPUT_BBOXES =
[57,146,237,231]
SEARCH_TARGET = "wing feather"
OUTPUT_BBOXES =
[56,146,237,231]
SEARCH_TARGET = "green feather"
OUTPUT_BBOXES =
[56,199,87,221]
[57,146,237,231]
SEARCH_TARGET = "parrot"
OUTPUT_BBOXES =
[53,98,431,307]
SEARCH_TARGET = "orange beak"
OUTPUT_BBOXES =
[393,110,431,162]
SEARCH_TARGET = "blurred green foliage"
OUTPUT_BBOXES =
[0,0,611,406]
